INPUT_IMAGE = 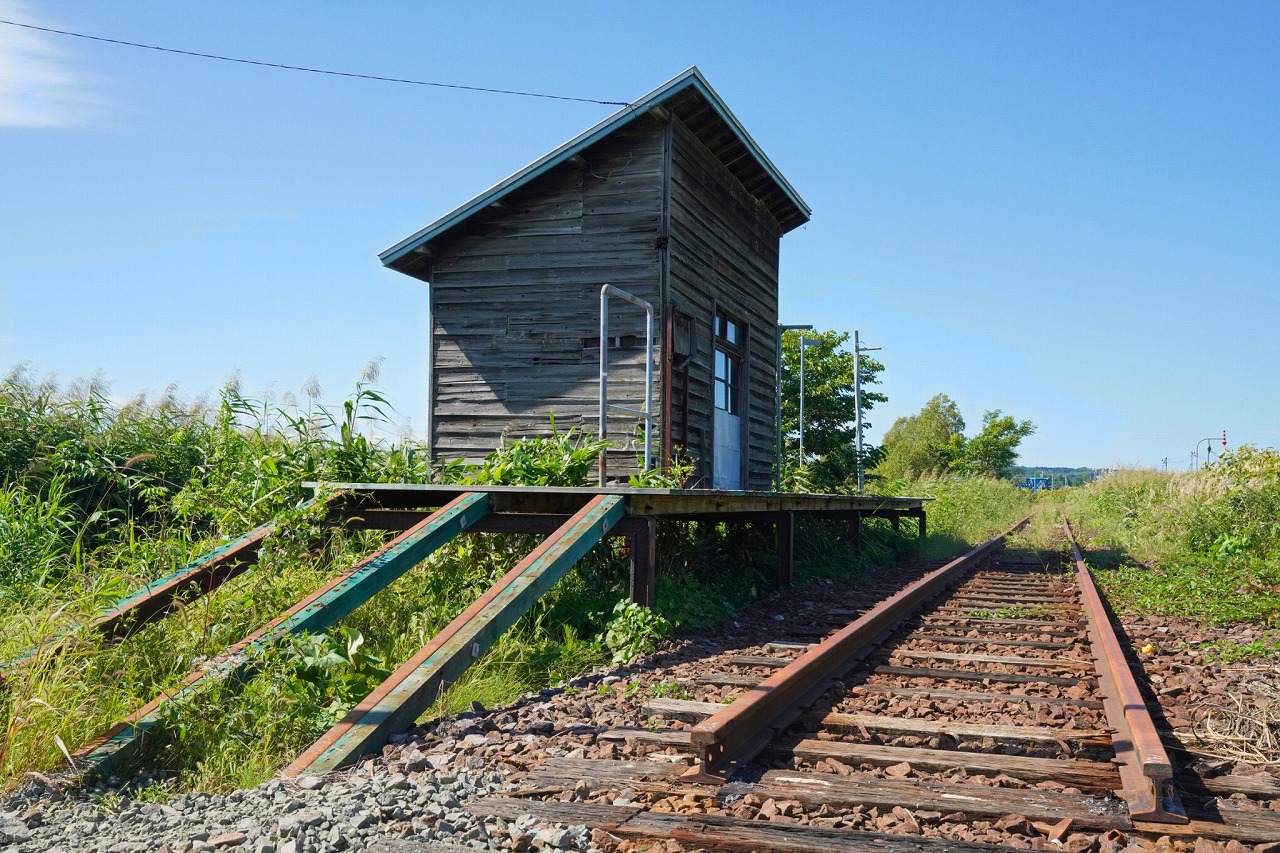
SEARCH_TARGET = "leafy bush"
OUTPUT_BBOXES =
[1063,448,1280,626]
[466,417,608,487]
[603,600,672,663]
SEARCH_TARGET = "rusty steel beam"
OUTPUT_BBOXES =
[286,494,627,776]
[686,517,1029,781]
[74,493,489,780]
[346,505,659,608]
[1065,521,1187,824]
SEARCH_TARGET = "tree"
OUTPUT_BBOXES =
[779,329,885,490]
[875,395,1035,481]
[960,410,1036,478]
[875,394,966,480]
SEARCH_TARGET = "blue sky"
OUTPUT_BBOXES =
[2,1,1276,468]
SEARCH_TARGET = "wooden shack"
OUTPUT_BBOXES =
[380,68,810,489]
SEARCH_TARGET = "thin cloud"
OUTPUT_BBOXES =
[0,2,104,127]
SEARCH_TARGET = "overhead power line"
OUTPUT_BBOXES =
[0,18,631,106]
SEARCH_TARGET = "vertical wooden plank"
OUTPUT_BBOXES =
[775,511,794,589]
[629,515,658,608]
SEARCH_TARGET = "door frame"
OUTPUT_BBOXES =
[710,301,749,490]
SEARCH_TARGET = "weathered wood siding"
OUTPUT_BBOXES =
[428,116,667,472]
[666,117,782,490]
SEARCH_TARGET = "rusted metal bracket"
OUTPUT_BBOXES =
[1065,521,1188,824]
[685,518,1029,782]
[74,492,490,780]
[287,493,627,775]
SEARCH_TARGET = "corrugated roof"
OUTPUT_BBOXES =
[380,67,810,268]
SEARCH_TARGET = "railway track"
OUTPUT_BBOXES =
[455,521,1280,851]
[29,490,1280,849]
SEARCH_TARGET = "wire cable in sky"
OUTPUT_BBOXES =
[0,18,631,106]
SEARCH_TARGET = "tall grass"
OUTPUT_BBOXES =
[881,474,1032,560]
[0,366,670,793]
[0,364,1037,794]
[1061,449,1280,627]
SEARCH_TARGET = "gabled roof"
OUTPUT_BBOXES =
[380,67,811,269]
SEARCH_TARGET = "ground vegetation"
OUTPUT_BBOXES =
[1058,449,1280,635]
[0,362,1018,795]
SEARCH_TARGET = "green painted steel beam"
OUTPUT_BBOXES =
[78,492,490,779]
[292,494,626,775]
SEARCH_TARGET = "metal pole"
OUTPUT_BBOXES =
[1194,437,1215,471]
[776,331,783,489]
[599,284,655,486]
[798,342,805,463]
[852,331,881,493]
[854,329,863,492]
[425,281,435,465]
[643,303,653,472]
[775,324,813,490]
[598,289,609,486]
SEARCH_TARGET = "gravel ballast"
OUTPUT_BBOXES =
[0,766,601,853]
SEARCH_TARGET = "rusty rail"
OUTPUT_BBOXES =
[1064,521,1187,824]
[686,517,1030,781]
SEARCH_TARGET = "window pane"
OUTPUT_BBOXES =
[714,379,727,410]
[714,350,727,379]
[726,319,739,344]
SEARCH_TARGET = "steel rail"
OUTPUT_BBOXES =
[1064,521,1188,824]
[686,516,1030,781]
[74,492,489,779]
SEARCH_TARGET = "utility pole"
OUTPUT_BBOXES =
[798,337,820,464]
[853,330,881,493]
[1195,437,1217,470]
[775,323,813,490]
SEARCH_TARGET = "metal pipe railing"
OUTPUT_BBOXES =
[599,284,654,485]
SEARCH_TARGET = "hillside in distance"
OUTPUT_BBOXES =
[1010,466,1100,487]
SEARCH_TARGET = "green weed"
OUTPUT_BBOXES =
[1062,449,1280,625]
[603,601,672,664]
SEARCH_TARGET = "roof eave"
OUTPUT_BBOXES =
[380,67,810,268]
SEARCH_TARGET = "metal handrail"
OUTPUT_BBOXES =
[599,284,654,485]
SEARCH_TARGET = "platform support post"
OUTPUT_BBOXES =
[775,511,794,589]
[889,511,901,532]
[628,515,657,608]
[849,511,862,555]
